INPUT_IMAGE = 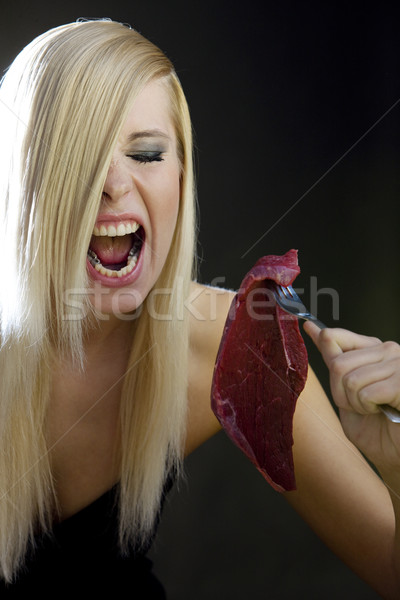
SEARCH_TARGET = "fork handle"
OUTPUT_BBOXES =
[380,404,400,423]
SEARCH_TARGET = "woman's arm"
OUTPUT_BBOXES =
[284,365,399,597]
[187,284,400,597]
[297,323,400,597]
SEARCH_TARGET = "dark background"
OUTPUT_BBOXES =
[2,1,399,597]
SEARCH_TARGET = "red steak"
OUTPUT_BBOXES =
[211,250,308,492]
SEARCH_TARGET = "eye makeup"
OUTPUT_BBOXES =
[127,150,165,164]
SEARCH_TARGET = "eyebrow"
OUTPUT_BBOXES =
[127,129,171,142]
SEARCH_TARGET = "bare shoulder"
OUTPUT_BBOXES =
[188,281,235,355]
[185,281,235,455]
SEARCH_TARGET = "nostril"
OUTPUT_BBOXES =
[101,192,113,206]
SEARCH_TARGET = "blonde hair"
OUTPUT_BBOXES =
[0,19,196,581]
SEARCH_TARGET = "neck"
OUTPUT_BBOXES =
[84,313,135,357]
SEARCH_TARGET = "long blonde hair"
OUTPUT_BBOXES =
[0,19,196,581]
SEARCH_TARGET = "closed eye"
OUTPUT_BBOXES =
[128,151,164,164]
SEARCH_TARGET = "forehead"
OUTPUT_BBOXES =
[121,79,175,139]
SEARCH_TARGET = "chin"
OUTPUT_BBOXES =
[89,289,146,321]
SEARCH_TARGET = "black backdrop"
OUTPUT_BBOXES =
[1,2,399,597]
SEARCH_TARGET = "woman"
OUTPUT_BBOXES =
[0,18,399,596]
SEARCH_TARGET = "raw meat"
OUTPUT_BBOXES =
[211,250,308,492]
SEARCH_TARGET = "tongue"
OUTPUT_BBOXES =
[90,234,133,265]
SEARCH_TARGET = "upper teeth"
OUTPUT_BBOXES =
[93,222,140,237]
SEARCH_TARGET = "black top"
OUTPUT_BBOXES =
[0,483,172,597]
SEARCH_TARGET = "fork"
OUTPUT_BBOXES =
[268,282,400,424]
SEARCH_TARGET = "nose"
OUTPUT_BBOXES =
[102,157,132,204]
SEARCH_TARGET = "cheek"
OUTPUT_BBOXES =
[165,168,180,219]
[168,179,180,231]
[153,172,180,249]
[162,191,179,258]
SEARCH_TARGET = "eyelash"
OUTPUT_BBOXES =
[128,151,164,164]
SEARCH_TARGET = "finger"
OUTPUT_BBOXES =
[302,320,322,344]
[328,340,400,386]
[330,352,400,417]
[330,346,393,411]
[303,323,343,363]
[359,379,400,413]
[304,323,381,352]
[327,343,394,384]
[345,358,400,412]
[307,326,381,364]
[319,328,381,353]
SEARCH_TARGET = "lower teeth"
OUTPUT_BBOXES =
[87,248,138,278]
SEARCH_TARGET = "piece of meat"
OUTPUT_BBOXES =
[211,249,308,492]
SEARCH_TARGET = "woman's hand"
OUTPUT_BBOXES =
[304,321,400,473]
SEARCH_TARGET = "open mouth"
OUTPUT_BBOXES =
[87,220,145,278]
